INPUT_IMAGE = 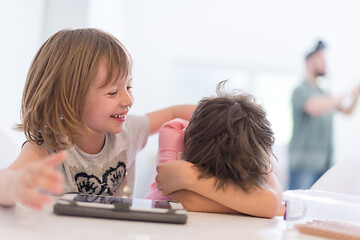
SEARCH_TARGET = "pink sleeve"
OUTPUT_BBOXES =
[145,119,189,200]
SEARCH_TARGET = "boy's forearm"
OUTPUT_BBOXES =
[0,169,17,206]
[171,189,237,214]
[182,172,282,218]
[157,160,281,217]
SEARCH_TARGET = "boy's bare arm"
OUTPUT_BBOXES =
[156,160,282,218]
[170,189,237,214]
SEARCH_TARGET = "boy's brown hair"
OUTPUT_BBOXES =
[183,80,275,192]
[18,28,132,151]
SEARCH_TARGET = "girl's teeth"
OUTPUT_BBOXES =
[112,114,125,118]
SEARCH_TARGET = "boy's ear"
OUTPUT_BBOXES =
[177,152,184,160]
[181,128,186,135]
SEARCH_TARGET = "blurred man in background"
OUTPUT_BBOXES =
[288,40,360,189]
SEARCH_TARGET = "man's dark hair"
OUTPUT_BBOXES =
[306,40,326,60]
[183,80,275,192]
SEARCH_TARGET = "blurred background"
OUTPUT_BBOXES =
[1,0,360,197]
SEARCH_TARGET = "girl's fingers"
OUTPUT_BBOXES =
[37,166,63,183]
[23,160,64,196]
[32,174,63,195]
[11,153,66,209]
[19,186,51,210]
[43,151,66,167]
[32,167,64,195]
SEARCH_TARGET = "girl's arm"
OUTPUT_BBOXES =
[156,160,282,218]
[146,105,196,134]
[0,142,65,209]
[145,119,186,200]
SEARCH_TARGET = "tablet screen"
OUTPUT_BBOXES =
[55,193,187,224]
[74,194,172,210]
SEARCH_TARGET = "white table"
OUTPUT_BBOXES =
[0,201,321,240]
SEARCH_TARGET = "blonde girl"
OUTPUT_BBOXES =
[0,28,194,209]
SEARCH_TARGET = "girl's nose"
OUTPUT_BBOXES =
[119,88,134,108]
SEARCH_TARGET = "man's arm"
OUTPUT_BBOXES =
[304,95,344,116]
[304,83,360,116]
[338,83,360,115]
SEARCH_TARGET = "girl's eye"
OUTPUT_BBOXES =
[127,86,133,91]
[108,90,117,96]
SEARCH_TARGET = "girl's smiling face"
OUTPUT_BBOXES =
[82,61,134,138]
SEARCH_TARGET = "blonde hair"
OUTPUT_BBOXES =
[18,28,132,151]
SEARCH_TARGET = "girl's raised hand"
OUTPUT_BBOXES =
[10,151,66,209]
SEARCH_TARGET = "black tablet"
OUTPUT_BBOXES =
[53,193,187,224]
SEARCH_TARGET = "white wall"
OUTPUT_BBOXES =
[0,0,92,168]
[1,0,360,195]
[0,0,45,166]
[117,0,360,194]
[41,0,88,40]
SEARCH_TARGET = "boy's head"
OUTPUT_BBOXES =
[183,81,275,191]
[19,28,132,150]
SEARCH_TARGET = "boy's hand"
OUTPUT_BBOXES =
[156,160,195,196]
[11,151,65,209]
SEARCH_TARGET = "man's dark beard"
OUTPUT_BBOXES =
[315,69,326,77]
